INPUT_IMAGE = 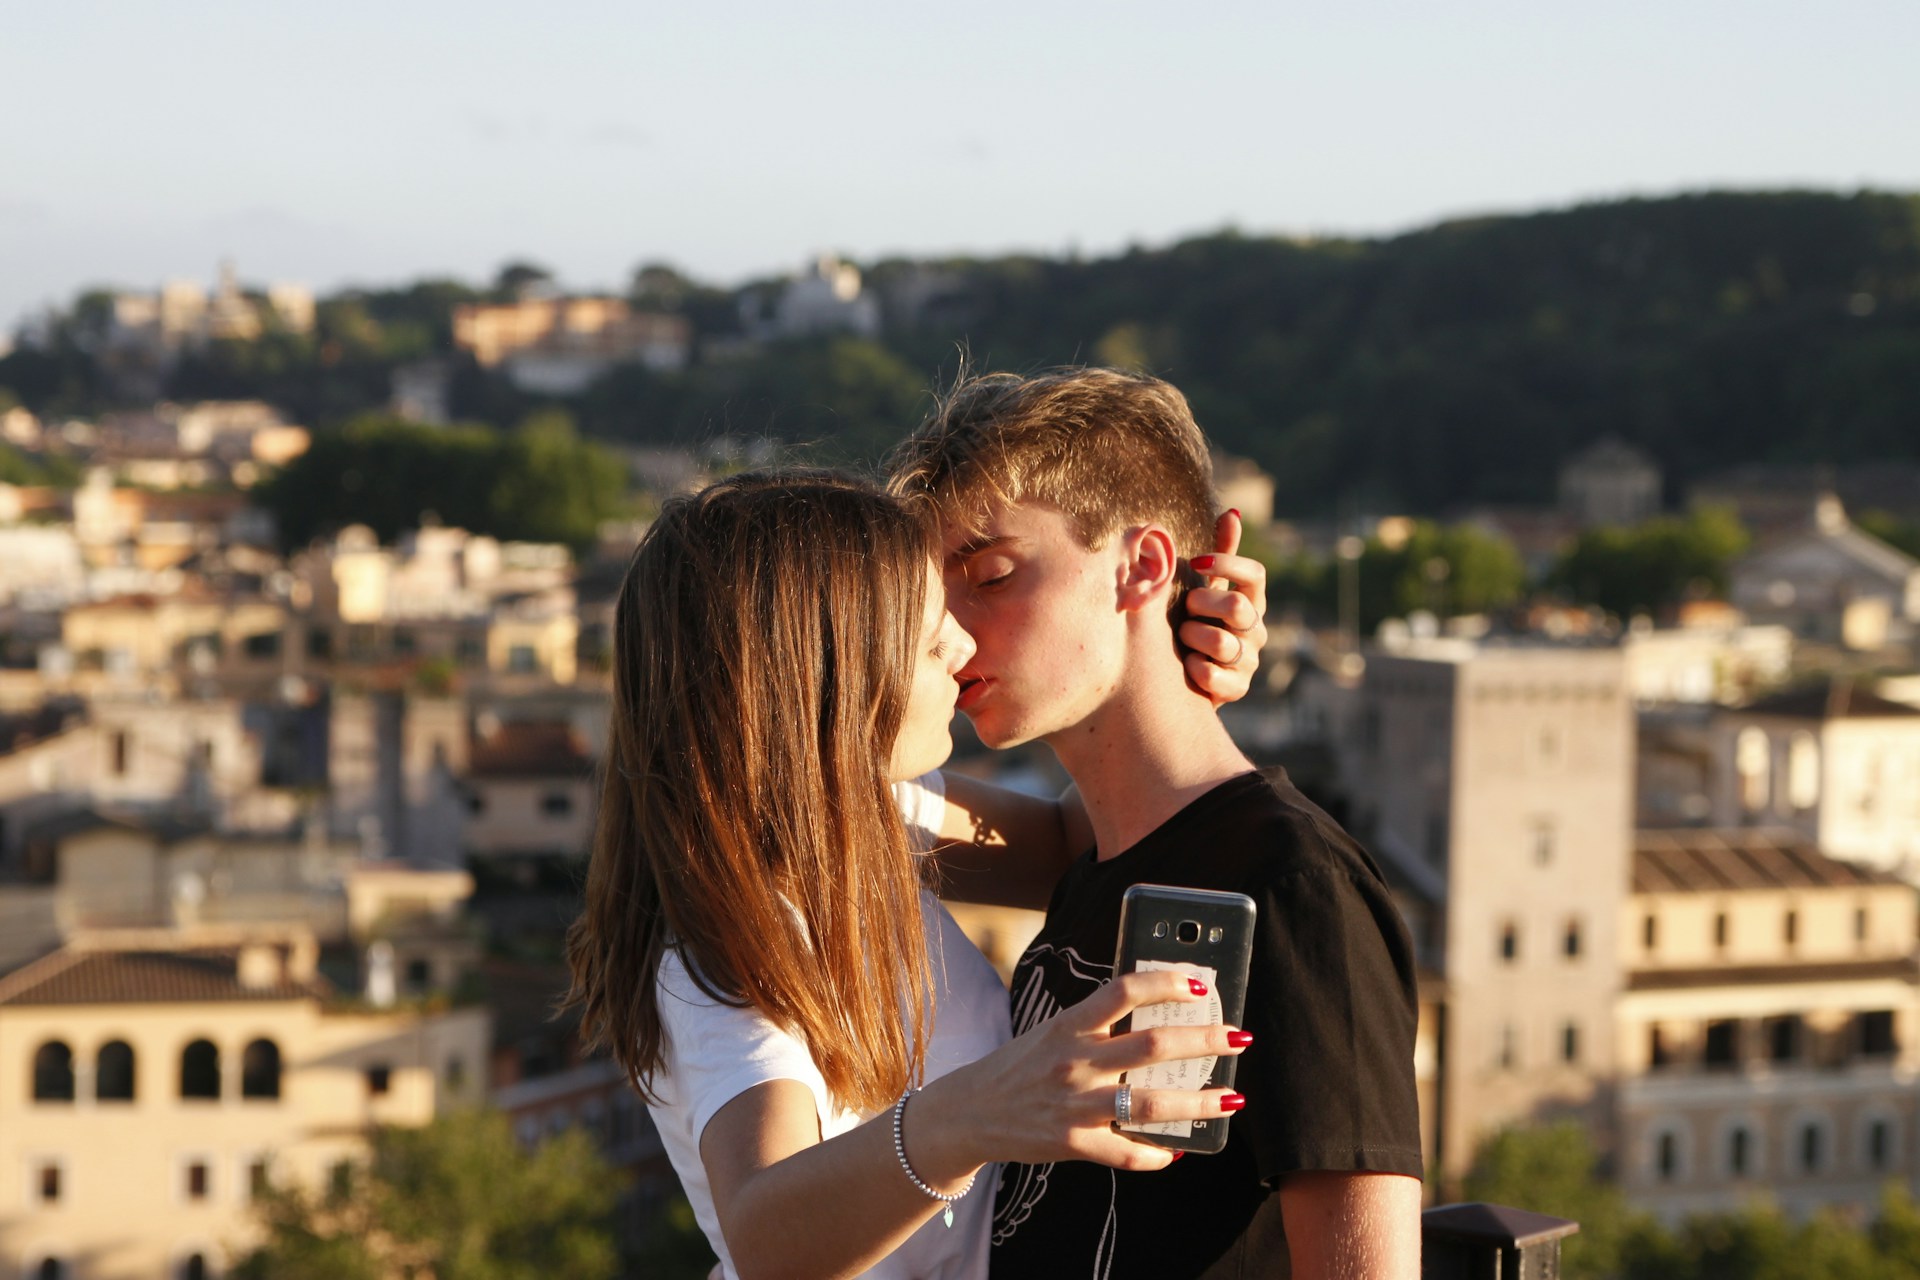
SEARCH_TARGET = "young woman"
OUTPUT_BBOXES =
[564,471,1262,1280]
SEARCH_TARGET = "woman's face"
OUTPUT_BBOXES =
[888,560,976,783]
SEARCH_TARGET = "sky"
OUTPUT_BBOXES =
[4,0,1918,330]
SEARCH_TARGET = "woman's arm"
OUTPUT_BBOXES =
[701,970,1251,1280]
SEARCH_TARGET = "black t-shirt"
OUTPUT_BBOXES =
[989,770,1423,1280]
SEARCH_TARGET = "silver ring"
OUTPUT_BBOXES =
[1114,1082,1133,1126]
[1224,633,1245,667]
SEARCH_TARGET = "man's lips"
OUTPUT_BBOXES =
[956,675,989,712]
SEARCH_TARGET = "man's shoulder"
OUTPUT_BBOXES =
[1184,771,1388,896]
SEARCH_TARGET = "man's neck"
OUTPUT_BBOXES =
[1044,658,1253,861]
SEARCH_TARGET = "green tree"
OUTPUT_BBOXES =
[1462,1122,1651,1280]
[1858,509,1920,560]
[1552,507,1750,619]
[234,1110,623,1280]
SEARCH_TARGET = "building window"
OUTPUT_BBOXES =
[393,627,417,656]
[37,1160,61,1203]
[1766,1015,1801,1064]
[32,1040,75,1102]
[1783,909,1798,947]
[111,729,130,775]
[1499,922,1519,964]
[1533,820,1555,866]
[445,1055,467,1095]
[1562,1022,1580,1064]
[1868,1120,1896,1171]
[1656,1130,1680,1181]
[249,1158,272,1200]
[97,1039,136,1101]
[1703,1019,1739,1070]
[1650,1026,1673,1069]
[1498,1024,1517,1071]
[1563,918,1583,960]
[179,1255,209,1280]
[1643,913,1658,951]
[1800,1122,1825,1174]
[35,1259,65,1280]
[540,791,574,818]
[1728,1126,1751,1177]
[366,1064,392,1096]
[1737,727,1771,815]
[307,627,333,659]
[180,1039,221,1100]
[330,1160,355,1199]
[1859,1010,1899,1057]
[507,644,538,674]
[243,630,281,659]
[1713,912,1729,950]
[242,1039,281,1100]
[1856,905,1870,944]
[185,1159,210,1201]
[406,958,433,991]
[1788,732,1820,811]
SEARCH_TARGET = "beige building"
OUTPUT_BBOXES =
[0,930,488,1280]
[1712,677,1920,878]
[461,719,595,862]
[1339,642,1636,1182]
[1617,829,1920,1222]
[452,297,690,394]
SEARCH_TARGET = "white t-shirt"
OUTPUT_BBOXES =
[646,772,1012,1280]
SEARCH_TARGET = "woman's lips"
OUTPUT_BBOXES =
[956,676,989,713]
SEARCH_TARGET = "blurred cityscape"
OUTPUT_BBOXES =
[2,197,1919,1277]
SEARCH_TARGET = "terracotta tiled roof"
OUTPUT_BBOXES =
[0,948,331,1007]
[469,721,593,779]
[1633,828,1900,893]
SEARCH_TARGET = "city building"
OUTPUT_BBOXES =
[1710,677,1920,878]
[1730,497,1920,651]
[1561,437,1663,529]
[1617,829,1919,1222]
[452,297,690,394]
[0,928,487,1280]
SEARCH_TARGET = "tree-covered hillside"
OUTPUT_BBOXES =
[6,190,1916,516]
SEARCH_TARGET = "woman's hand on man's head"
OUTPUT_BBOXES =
[1181,508,1269,706]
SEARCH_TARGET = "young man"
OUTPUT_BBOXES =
[890,369,1424,1280]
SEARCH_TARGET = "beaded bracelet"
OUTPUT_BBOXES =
[891,1088,975,1228]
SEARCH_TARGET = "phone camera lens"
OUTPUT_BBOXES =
[1176,920,1201,944]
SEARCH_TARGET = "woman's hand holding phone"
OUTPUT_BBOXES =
[906,969,1250,1178]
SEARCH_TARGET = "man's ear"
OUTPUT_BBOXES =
[1115,525,1180,615]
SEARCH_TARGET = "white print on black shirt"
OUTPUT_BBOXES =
[993,940,1115,1272]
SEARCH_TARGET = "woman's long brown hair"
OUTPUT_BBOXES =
[563,469,937,1114]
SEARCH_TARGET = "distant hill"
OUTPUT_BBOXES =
[6,189,1916,516]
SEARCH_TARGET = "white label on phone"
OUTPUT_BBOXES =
[1121,961,1221,1139]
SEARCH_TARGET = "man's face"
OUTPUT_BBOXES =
[941,500,1129,750]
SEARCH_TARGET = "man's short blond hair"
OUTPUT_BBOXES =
[886,367,1216,557]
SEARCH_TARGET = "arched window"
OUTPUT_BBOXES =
[179,1253,209,1280]
[32,1040,75,1102]
[97,1039,136,1101]
[1737,727,1771,815]
[1788,732,1820,810]
[37,1258,66,1280]
[180,1039,221,1100]
[241,1039,281,1100]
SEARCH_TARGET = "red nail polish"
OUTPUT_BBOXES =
[1228,509,1240,520]
[1170,1152,1185,1162]
[1188,978,1208,996]
[1219,1093,1247,1113]
[1191,555,1216,571]
[1227,1031,1254,1048]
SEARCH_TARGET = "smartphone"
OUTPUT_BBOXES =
[1112,883,1256,1154]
